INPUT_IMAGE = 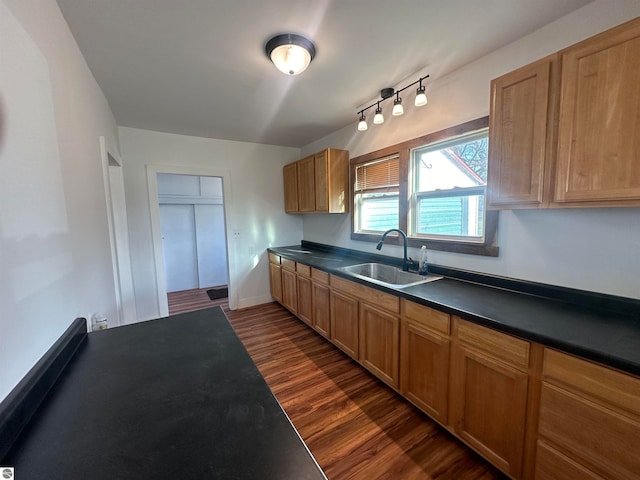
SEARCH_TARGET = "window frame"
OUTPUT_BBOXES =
[350,116,498,257]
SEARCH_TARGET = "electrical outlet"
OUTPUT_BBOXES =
[233,230,240,238]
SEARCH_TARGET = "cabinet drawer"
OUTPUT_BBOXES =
[456,318,529,370]
[538,381,640,479]
[330,275,399,313]
[311,268,329,285]
[281,258,296,272]
[401,299,450,335]
[543,348,640,416]
[535,440,603,480]
[296,263,311,277]
[268,253,281,264]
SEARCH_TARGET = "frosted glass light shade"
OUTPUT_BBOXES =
[270,44,312,75]
[415,86,428,106]
[358,119,368,131]
[392,100,404,116]
[373,111,384,124]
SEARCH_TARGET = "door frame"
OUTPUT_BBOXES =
[100,136,137,325]
[146,164,233,317]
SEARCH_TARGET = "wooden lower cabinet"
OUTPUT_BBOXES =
[269,263,282,303]
[296,275,312,326]
[311,282,330,338]
[449,318,530,478]
[281,268,297,314]
[267,256,640,479]
[400,320,449,424]
[329,290,359,359]
[359,303,399,389]
[536,348,640,479]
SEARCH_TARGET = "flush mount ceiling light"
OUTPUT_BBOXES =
[356,75,429,131]
[265,33,316,75]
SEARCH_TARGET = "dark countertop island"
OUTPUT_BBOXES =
[269,242,640,377]
[2,307,326,480]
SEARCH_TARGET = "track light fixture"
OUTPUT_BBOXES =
[265,33,316,75]
[356,75,429,131]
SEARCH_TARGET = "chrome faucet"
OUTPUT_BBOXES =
[376,229,415,272]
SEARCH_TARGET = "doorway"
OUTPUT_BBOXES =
[157,173,228,310]
[146,164,233,317]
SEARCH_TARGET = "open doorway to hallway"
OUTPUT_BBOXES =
[156,173,229,314]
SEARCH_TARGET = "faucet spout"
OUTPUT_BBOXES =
[376,229,414,271]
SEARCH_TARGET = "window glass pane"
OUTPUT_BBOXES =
[356,192,398,232]
[416,194,484,237]
[411,130,488,241]
[416,134,488,192]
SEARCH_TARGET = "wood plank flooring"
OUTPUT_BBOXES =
[167,287,228,315]
[167,291,505,479]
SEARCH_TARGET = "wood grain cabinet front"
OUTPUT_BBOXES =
[329,289,359,359]
[268,254,282,303]
[359,303,399,389]
[449,318,531,479]
[488,55,558,209]
[282,148,349,214]
[554,17,640,206]
[536,348,640,480]
[488,17,640,209]
[400,300,450,424]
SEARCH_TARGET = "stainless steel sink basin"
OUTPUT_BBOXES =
[339,263,442,288]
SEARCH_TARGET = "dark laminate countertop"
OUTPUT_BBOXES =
[270,243,640,377]
[3,307,326,480]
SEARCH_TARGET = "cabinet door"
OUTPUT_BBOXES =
[283,162,299,213]
[296,275,312,326]
[400,321,449,424]
[329,290,358,359]
[281,268,297,314]
[314,150,329,212]
[449,344,529,478]
[297,155,316,212]
[488,56,555,208]
[312,282,330,338]
[269,263,282,303]
[359,303,399,389]
[555,18,640,204]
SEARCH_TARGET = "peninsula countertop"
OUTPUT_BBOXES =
[269,243,640,377]
[3,307,326,480]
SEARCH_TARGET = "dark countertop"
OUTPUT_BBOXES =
[4,307,326,480]
[269,244,640,377]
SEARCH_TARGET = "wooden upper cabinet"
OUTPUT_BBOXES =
[554,17,640,205]
[488,55,557,208]
[488,18,640,209]
[283,162,298,213]
[297,155,316,212]
[282,148,349,213]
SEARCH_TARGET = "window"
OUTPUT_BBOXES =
[353,155,399,233]
[410,131,488,242]
[351,117,498,256]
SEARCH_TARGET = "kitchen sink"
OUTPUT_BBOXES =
[338,263,442,289]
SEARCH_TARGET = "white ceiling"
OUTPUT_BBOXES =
[56,0,592,148]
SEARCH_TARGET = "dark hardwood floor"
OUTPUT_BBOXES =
[167,286,228,315]
[168,291,504,479]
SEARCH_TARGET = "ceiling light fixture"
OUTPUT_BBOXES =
[356,74,429,131]
[265,33,316,76]
[358,112,368,131]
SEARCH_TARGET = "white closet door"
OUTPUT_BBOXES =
[195,204,228,288]
[160,204,198,292]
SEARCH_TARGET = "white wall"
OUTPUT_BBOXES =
[0,0,120,401]
[300,1,640,300]
[119,127,303,319]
